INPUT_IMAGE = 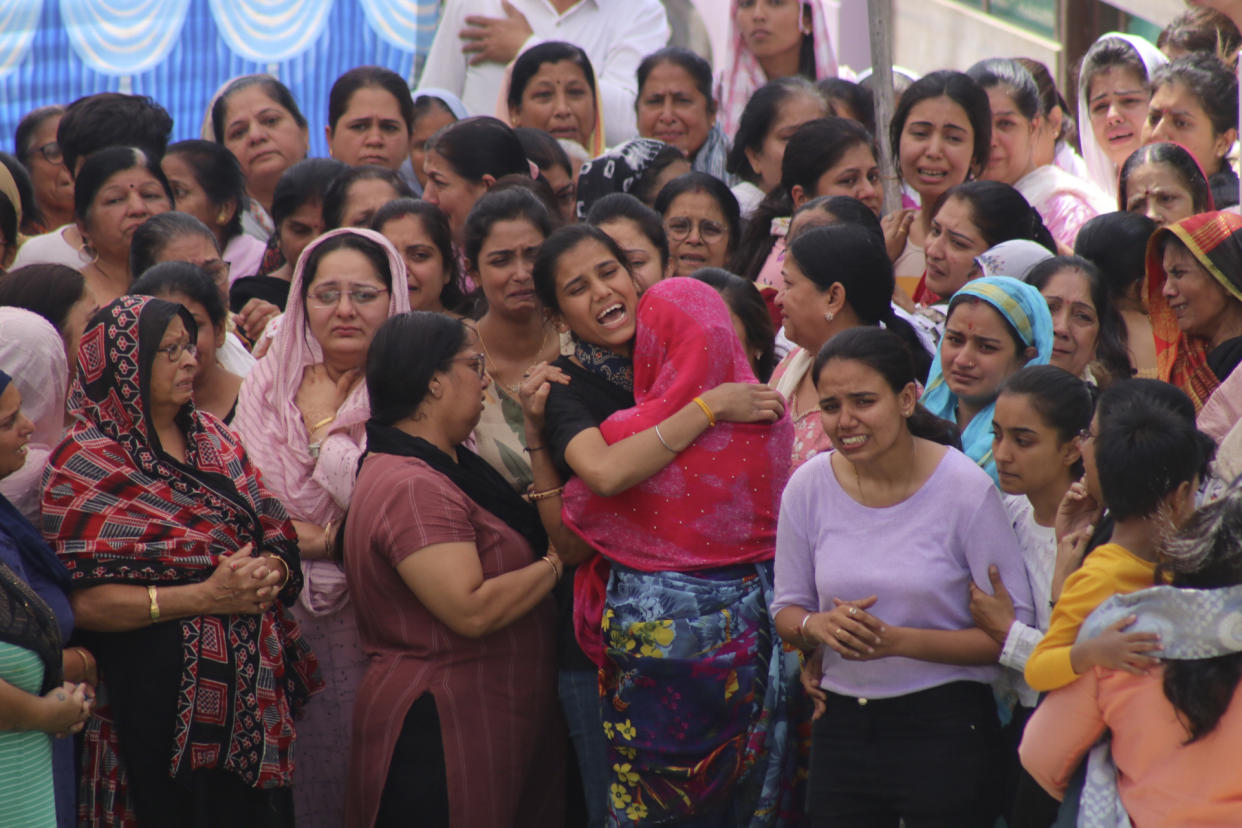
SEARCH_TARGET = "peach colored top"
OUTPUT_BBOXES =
[1020,665,1242,825]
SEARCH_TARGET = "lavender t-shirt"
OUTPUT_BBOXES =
[772,447,1035,698]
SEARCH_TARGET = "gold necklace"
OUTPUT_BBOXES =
[477,323,553,394]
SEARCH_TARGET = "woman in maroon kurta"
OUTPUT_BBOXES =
[343,311,565,828]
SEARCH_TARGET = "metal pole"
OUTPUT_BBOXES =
[866,0,902,216]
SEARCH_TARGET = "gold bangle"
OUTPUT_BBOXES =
[692,395,716,427]
[265,554,292,590]
[540,554,561,582]
[70,646,91,678]
[147,585,160,622]
[323,520,336,558]
[528,486,563,503]
[309,415,335,432]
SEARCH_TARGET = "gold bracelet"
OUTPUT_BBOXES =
[539,554,561,582]
[70,646,91,678]
[528,486,564,503]
[323,520,335,559]
[147,585,160,622]
[265,554,291,590]
[692,395,717,427]
[309,415,335,432]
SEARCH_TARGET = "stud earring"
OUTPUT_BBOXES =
[824,311,835,322]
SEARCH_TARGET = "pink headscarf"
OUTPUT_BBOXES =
[714,0,839,139]
[232,228,410,614]
[563,278,792,664]
[0,308,68,522]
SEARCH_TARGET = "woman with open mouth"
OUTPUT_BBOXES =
[654,171,740,279]
[888,71,993,293]
[1076,33,1166,202]
[1143,210,1242,414]
[522,224,787,827]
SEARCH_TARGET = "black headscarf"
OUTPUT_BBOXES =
[363,422,548,557]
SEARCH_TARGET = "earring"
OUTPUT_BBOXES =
[824,311,835,322]
[217,209,231,224]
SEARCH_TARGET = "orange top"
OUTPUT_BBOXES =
[1020,665,1242,824]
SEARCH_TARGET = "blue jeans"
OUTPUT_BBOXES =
[559,668,610,828]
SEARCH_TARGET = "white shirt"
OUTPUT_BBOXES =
[417,0,670,147]
[11,226,90,271]
[998,494,1057,708]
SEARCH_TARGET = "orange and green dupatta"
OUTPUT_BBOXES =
[1145,210,1242,411]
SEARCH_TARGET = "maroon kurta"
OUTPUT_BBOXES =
[343,453,563,828]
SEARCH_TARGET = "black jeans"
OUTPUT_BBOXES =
[806,681,1001,828]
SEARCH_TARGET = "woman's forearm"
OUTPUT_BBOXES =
[400,547,561,640]
[566,399,712,496]
[524,430,597,566]
[291,520,328,561]
[889,626,1002,665]
[70,583,209,632]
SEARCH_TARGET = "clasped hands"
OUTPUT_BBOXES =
[803,596,895,661]
[203,544,284,615]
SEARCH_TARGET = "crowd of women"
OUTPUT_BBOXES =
[4,0,1242,825]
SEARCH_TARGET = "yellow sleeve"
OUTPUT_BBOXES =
[1024,549,1123,692]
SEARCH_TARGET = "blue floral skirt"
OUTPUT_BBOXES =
[600,560,804,826]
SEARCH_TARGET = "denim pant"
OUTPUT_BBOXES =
[559,668,610,828]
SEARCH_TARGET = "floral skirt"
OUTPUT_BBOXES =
[601,561,803,827]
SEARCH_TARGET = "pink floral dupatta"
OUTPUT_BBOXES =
[562,277,792,665]
[232,228,411,615]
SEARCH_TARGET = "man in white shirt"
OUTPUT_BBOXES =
[417,0,670,147]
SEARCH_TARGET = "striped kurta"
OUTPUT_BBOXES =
[343,453,563,828]
[0,641,55,827]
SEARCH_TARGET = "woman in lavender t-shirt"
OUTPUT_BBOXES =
[771,327,1034,826]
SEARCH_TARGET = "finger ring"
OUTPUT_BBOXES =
[848,606,858,617]
[835,627,844,638]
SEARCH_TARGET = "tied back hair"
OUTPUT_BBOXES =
[787,224,932,380]
[812,327,960,449]
[732,117,875,282]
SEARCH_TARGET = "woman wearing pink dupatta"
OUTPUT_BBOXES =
[715,0,839,139]
[232,227,410,828]
[562,278,802,826]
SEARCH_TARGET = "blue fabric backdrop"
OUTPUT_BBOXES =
[0,0,438,157]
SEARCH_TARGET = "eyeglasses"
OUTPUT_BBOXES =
[155,341,197,362]
[665,216,726,243]
[30,142,62,165]
[307,286,390,307]
[454,353,487,378]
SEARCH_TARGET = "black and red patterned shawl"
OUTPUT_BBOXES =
[41,296,322,790]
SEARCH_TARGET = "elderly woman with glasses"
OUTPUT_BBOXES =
[233,227,411,827]
[654,172,741,279]
[40,295,320,825]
